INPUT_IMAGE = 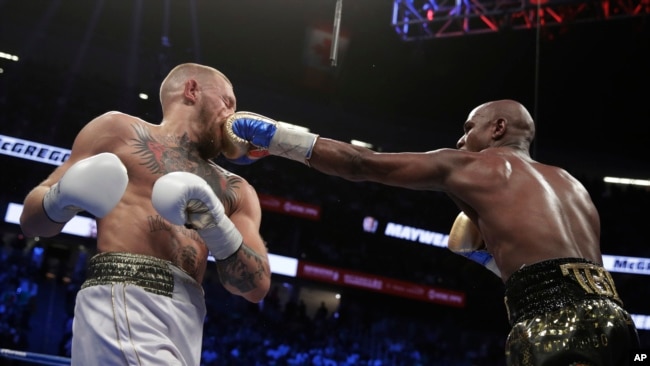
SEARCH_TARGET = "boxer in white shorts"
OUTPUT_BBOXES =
[19,63,271,365]
[72,252,206,365]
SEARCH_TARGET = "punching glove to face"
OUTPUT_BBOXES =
[42,153,128,223]
[448,212,501,277]
[151,172,242,260]
[222,111,318,165]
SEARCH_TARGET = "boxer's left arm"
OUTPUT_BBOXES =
[224,111,472,192]
[217,181,272,302]
[222,111,318,165]
[152,172,271,303]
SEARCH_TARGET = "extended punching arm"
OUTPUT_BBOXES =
[222,111,318,165]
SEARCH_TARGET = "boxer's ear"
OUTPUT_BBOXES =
[492,118,507,140]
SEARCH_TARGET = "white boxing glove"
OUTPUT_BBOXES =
[43,153,128,223]
[448,212,501,277]
[151,171,242,260]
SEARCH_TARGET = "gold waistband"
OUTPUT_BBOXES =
[81,252,174,297]
[559,262,621,302]
[504,258,622,325]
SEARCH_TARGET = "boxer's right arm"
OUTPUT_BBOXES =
[20,153,128,238]
[448,212,501,277]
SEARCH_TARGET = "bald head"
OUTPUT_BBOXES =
[159,63,232,111]
[476,99,535,145]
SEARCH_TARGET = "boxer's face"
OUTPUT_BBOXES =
[195,74,237,157]
[200,75,236,124]
[457,106,492,152]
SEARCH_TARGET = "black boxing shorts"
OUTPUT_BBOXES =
[503,258,639,366]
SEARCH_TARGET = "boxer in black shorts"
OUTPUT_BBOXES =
[224,99,640,365]
[504,258,637,365]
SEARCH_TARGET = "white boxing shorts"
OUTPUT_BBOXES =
[71,252,206,366]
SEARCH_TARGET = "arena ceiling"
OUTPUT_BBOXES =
[1,0,648,180]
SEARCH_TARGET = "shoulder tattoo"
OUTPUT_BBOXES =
[130,123,202,174]
[131,123,244,209]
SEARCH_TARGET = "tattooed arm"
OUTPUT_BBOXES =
[215,176,271,303]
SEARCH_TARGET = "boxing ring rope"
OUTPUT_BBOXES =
[0,348,71,365]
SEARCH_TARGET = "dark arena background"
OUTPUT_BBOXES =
[1,1,649,365]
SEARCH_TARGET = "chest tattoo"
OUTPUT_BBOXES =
[131,123,242,211]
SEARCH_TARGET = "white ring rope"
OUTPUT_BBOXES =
[0,348,71,365]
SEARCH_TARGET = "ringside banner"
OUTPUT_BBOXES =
[0,134,70,166]
[298,260,466,307]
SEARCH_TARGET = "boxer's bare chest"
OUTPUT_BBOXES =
[125,123,240,213]
[108,123,246,281]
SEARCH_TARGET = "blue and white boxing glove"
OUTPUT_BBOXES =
[447,212,501,277]
[151,172,242,260]
[221,111,318,165]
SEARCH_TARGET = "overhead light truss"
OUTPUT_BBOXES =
[392,0,650,40]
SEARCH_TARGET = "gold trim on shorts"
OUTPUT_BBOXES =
[560,262,622,304]
[81,252,174,297]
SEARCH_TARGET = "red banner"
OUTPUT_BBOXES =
[258,193,321,221]
[298,261,465,308]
